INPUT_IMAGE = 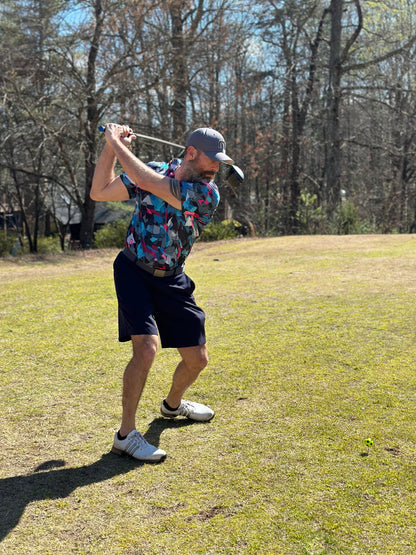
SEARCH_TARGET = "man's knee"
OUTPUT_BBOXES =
[180,345,209,372]
[131,335,158,366]
[197,347,209,370]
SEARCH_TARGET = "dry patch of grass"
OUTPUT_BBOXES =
[1,235,416,554]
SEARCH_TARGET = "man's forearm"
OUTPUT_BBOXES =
[91,144,117,200]
[110,139,163,189]
[110,140,181,209]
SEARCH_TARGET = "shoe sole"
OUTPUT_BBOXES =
[160,410,215,422]
[160,411,178,419]
[111,445,166,463]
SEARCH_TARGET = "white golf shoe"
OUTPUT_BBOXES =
[111,429,166,462]
[160,400,214,422]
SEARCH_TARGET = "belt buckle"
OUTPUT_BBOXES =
[153,268,166,277]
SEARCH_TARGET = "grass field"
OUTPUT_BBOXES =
[0,235,415,554]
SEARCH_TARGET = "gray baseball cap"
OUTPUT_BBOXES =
[186,127,234,165]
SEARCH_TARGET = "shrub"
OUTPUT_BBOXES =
[93,217,130,248]
[36,236,63,254]
[329,201,363,235]
[297,191,325,234]
[0,233,17,256]
[200,219,242,242]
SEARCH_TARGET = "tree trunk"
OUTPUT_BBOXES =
[79,0,103,249]
[324,0,343,214]
[169,1,187,137]
[79,195,96,249]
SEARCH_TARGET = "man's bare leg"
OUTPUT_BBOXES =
[161,344,214,422]
[119,334,159,436]
[165,344,209,408]
[112,334,166,462]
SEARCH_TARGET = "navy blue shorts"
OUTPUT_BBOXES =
[113,251,206,348]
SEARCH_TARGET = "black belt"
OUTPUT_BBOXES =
[123,248,183,277]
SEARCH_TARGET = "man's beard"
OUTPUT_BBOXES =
[187,171,215,182]
[186,158,216,182]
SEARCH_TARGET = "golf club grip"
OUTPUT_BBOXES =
[98,124,135,138]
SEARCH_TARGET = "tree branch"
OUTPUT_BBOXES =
[343,34,416,73]
[340,0,363,65]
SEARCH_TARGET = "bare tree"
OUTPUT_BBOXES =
[323,0,362,213]
[259,0,329,233]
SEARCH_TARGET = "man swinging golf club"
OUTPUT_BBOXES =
[91,123,234,462]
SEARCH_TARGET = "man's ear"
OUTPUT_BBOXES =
[186,146,197,160]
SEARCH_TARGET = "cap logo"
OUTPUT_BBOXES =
[218,140,225,152]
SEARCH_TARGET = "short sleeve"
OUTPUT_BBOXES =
[120,173,137,199]
[181,181,220,231]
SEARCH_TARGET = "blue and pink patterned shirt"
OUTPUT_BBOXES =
[121,159,220,271]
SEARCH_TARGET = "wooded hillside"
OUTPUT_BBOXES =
[1,0,415,251]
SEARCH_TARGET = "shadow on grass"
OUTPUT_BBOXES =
[0,453,138,542]
[143,416,195,447]
[0,417,200,542]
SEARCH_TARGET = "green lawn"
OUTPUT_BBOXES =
[0,235,415,554]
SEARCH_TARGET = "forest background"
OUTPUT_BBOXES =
[1,0,416,253]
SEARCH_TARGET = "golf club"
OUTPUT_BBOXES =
[98,125,244,187]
